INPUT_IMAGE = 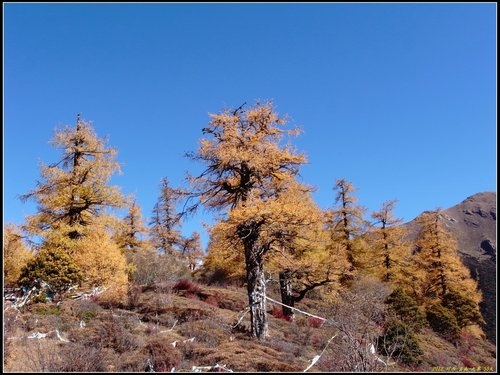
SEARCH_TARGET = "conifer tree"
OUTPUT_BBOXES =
[149,178,185,255]
[21,115,126,239]
[71,219,129,288]
[266,187,350,319]
[115,199,149,253]
[413,210,481,305]
[363,200,411,283]
[178,231,204,271]
[18,239,82,295]
[19,116,128,290]
[201,222,246,284]
[187,101,307,339]
[327,178,367,278]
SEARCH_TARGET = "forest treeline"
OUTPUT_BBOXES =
[4,101,485,367]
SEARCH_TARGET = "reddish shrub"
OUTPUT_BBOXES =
[461,356,475,368]
[271,305,292,322]
[271,305,284,319]
[186,292,200,300]
[204,295,220,308]
[307,316,325,328]
[173,280,201,294]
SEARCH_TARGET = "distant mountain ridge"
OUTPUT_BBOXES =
[404,191,496,343]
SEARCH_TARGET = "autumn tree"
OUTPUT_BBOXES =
[71,220,129,288]
[266,185,350,320]
[201,222,246,285]
[412,210,483,336]
[21,115,126,239]
[178,231,204,271]
[204,180,340,320]
[187,101,307,339]
[413,210,482,304]
[326,178,367,281]
[19,115,128,290]
[149,178,185,255]
[3,224,34,287]
[362,200,411,283]
[18,242,82,296]
[114,199,149,253]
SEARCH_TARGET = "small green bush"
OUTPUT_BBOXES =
[33,303,61,316]
[18,247,82,294]
[442,290,484,328]
[378,319,422,365]
[385,288,426,331]
[426,303,461,341]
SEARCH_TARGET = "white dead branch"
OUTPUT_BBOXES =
[191,364,233,372]
[9,329,70,343]
[171,337,195,347]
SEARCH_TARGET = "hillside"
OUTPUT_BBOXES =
[404,192,497,343]
[4,191,497,372]
[3,279,496,372]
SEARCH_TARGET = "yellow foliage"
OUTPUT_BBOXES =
[326,178,367,273]
[72,224,129,288]
[21,118,126,238]
[114,199,149,252]
[361,200,413,284]
[3,224,34,286]
[413,210,482,304]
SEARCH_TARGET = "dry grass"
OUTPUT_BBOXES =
[3,279,497,373]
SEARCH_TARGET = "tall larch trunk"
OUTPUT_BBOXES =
[279,269,295,320]
[239,221,268,340]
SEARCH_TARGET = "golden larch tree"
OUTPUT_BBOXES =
[187,101,307,339]
[149,177,185,255]
[265,184,350,320]
[3,224,34,287]
[327,178,367,280]
[114,199,149,253]
[19,116,128,290]
[362,200,412,283]
[413,210,481,304]
[21,115,126,239]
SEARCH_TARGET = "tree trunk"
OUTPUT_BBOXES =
[239,221,268,340]
[279,269,295,320]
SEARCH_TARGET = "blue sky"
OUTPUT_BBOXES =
[4,3,497,249]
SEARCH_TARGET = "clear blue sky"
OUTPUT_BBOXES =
[4,3,497,250]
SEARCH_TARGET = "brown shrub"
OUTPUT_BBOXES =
[116,349,150,372]
[60,298,103,324]
[69,315,138,354]
[174,307,213,323]
[58,343,107,371]
[127,283,142,309]
[202,341,300,372]
[178,318,229,346]
[219,299,246,312]
[17,339,63,372]
[143,337,182,372]
[177,341,216,363]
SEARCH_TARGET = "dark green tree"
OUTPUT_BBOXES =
[18,246,82,296]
